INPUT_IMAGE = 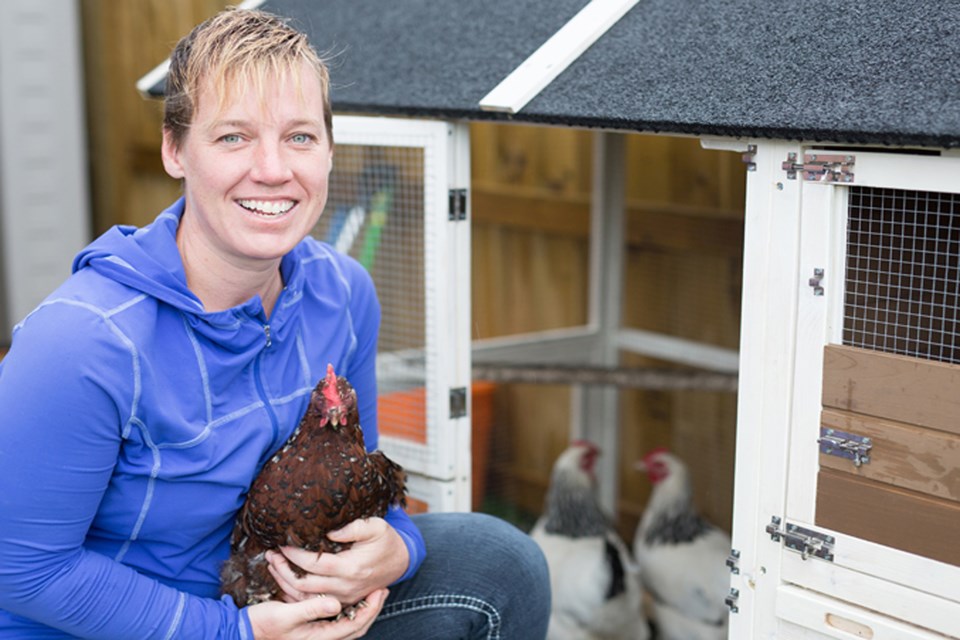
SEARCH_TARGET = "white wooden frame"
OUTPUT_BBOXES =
[776,585,952,640]
[331,116,472,506]
[404,471,460,513]
[728,139,804,639]
[732,143,960,639]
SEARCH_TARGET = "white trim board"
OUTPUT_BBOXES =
[479,0,639,114]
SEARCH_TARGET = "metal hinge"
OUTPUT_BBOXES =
[449,387,468,418]
[726,548,740,574]
[819,427,872,467]
[725,588,740,614]
[782,152,855,183]
[741,144,757,172]
[766,516,835,562]
[448,188,468,221]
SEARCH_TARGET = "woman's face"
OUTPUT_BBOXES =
[161,62,333,267]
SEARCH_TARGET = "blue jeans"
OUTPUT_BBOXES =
[364,512,550,640]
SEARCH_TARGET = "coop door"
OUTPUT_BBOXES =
[312,116,471,509]
[781,150,960,638]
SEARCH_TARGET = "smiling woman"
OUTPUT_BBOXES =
[0,7,550,640]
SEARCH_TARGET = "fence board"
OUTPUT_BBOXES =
[80,0,228,231]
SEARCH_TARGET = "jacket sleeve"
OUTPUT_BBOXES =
[0,303,248,639]
[342,257,427,583]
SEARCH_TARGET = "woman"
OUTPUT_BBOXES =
[0,8,549,639]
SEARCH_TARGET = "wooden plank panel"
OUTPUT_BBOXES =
[816,467,960,567]
[822,344,960,436]
[821,408,960,503]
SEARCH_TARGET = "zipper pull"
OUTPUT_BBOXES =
[263,324,272,348]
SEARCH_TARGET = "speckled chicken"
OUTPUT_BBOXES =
[221,363,407,608]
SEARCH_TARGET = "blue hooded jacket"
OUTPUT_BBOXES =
[0,199,425,638]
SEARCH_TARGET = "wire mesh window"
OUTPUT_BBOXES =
[313,144,426,356]
[844,187,960,364]
[311,143,429,445]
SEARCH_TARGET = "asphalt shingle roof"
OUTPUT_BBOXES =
[145,0,960,148]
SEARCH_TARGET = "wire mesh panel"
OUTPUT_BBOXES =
[311,116,471,492]
[315,144,426,366]
[844,187,960,364]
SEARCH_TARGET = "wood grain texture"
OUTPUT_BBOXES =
[820,408,960,502]
[822,345,960,436]
[80,0,229,231]
[472,126,743,535]
[816,467,960,567]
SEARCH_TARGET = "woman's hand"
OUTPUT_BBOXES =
[246,588,387,640]
[267,517,409,606]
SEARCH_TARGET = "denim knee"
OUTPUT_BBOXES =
[367,512,551,639]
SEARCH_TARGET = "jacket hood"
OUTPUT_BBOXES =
[73,199,205,313]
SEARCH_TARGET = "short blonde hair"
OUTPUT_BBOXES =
[163,7,333,149]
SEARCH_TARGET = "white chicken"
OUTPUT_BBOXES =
[532,440,650,640]
[633,449,730,640]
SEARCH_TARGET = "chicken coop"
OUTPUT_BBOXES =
[2,0,957,638]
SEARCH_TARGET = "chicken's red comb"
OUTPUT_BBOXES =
[571,439,600,454]
[643,446,669,463]
[322,364,341,406]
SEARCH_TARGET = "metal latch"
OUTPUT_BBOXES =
[782,152,855,183]
[726,549,740,574]
[725,588,739,614]
[766,516,835,562]
[809,268,824,296]
[819,427,872,467]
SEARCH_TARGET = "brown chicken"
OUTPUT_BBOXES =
[221,363,407,608]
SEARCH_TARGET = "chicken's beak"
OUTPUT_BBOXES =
[634,460,647,472]
[328,408,343,428]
